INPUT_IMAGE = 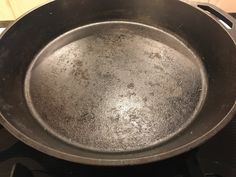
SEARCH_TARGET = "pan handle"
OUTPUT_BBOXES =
[187,2,236,42]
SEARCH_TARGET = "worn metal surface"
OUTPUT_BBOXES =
[25,22,207,152]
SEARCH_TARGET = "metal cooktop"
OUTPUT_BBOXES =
[0,13,236,177]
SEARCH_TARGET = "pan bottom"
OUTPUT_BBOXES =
[25,21,207,152]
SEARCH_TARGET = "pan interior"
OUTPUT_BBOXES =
[25,21,207,152]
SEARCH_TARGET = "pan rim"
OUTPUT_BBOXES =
[0,101,235,165]
[0,0,236,166]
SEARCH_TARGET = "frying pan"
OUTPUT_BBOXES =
[0,0,236,166]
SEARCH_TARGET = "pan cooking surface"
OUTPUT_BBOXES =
[24,21,207,152]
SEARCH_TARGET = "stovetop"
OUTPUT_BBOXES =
[0,13,236,177]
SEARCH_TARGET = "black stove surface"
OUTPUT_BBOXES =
[0,13,236,177]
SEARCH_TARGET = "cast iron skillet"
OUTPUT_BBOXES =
[0,0,236,165]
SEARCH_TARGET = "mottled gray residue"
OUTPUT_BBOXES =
[25,21,207,152]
